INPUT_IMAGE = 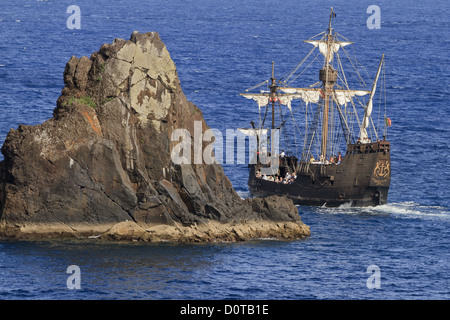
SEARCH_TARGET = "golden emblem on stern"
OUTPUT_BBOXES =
[371,160,390,185]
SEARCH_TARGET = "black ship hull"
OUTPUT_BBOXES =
[248,141,391,207]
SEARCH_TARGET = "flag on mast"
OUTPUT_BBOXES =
[385,117,391,127]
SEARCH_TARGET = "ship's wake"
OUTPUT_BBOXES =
[313,201,450,220]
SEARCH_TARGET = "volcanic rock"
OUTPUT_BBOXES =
[0,31,310,241]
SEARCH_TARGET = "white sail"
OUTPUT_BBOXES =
[359,54,384,143]
[332,90,369,105]
[280,88,368,106]
[277,95,296,111]
[240,94,269,109]
[240,93,296,111]
[279,88,321,105]
[305,40,352,62]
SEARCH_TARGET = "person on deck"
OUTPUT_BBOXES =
[337,152,343,164]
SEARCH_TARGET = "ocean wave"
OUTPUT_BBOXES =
[313,201,450,220]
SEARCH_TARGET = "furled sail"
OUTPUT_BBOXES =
[280,88,369,106]
[280,88,321,106]
[240,93,297,111]
[242,88,369,112]
[332,90,369,105]
[359,54,384,143]
[304,40,352,63]
[240,94,270,109]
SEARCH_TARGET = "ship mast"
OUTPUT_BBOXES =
[320,7,337,160]
[270,61,277,130]
[240,7,376,162]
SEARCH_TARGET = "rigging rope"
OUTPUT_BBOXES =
[280,32,325,83]
[287,51,321,85]
[335,33,367,88]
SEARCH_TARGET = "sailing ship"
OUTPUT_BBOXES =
[239,8,391,207]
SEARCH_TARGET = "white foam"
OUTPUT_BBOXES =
[316,201,450,220]
[337,202,354,209]
[379,202,450,219]
[236,190,251,200]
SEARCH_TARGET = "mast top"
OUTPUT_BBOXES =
[328,7,335,34]
[270,61,277,91]
[271,61,274,78]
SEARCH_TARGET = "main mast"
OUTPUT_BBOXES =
[320,7,338,160]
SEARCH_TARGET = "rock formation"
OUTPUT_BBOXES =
[0,31,310,241]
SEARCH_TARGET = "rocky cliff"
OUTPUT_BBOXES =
[0,31,310,241]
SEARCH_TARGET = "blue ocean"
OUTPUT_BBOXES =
[0,0,449,300]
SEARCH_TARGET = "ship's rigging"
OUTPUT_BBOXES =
[239,8,388,169]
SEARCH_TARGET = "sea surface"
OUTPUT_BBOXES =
[0,0,449,300]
